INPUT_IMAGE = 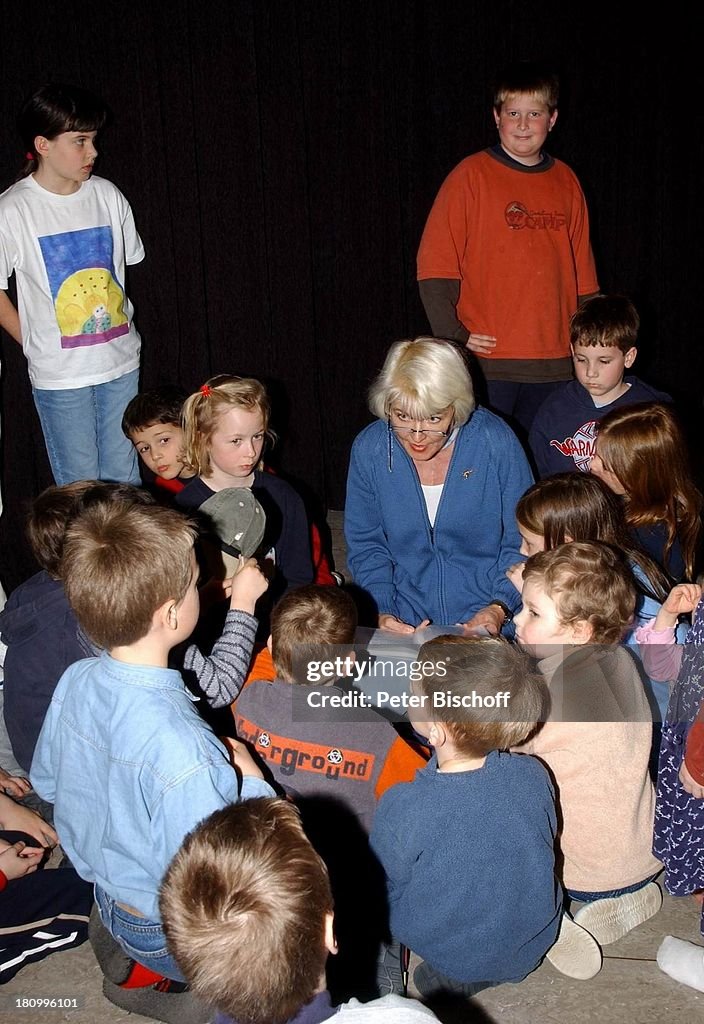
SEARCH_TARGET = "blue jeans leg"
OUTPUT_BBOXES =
[95,369,140,484]
[94,884,185,982]
[567,874,660,903]
[33,369,140,485]
[486,379,566,434]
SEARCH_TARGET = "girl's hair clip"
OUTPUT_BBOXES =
[200,384,213,397]
[25,152,34,161]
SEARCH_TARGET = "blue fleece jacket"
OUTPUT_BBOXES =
[528,375,670,478]
[344,410,533,626]
[370,751,561,984]
[0,572,95,772]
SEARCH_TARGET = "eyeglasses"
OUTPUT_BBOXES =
[388,417,452,439]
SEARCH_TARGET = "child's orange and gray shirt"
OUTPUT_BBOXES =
[417,147,599,381]
[233,679,426,832]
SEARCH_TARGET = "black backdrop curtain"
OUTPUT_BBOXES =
[0,1,700,589]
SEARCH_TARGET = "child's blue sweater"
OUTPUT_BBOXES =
[370,750,561,984]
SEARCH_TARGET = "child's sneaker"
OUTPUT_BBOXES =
[545,914,602,979]
[574,882,662,945]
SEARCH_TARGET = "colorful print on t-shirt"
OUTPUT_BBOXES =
[38,226,129,349]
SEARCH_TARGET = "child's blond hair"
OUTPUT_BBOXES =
[160,798,333,1024]
[182,375,273,476]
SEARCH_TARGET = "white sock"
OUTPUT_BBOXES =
[657,935,704,993]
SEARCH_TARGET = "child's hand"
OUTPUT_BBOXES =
[0,767,31,799]
[506,561,526,593]
[680,758,704,800]
[663,583,702,617]
[0,792,58,848]
[229,558,269,615]
[222,737,265,780]
[656,584,703,631]
[0,841,43,881]
[465,332,497,355]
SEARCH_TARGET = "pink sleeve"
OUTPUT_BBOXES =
[634,620,683,682]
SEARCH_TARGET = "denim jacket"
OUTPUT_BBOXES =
[31,652,273,919]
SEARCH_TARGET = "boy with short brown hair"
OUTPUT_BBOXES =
[370,636,582,995]
[160,797,438,1024]
[528,295,670,476]
[234,584,425,833]
[122,385,194,494]
[30,500,273,980]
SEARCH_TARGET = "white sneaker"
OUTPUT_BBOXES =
[574,882,662,946]
[545,914,602,980]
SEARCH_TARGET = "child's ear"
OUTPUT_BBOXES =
[427,721,447,749]
[154,597,179,632]
[324,912,338,956]
[570,618,594,643]
[266,634,273,654]
[624,346,637,369]
[548,109,558,131]
[34,135,49,155]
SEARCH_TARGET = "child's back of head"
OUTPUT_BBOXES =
[270,585,357,683]
[418,635,547,755]
[61,500,196,649]
[27,480,152,578]
[160,798,333,1024]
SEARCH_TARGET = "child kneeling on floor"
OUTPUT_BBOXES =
[30,499,274,984]
[514,541,662,949]
[160,797,438,1023]
[370,635,578,997]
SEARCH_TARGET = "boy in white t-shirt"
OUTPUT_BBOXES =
[0,83,144,485]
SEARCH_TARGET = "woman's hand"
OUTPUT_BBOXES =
[378,615,431,635]
[680,758,704,800]
[461,605,506,637]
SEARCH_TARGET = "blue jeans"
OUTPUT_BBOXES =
[33,369,140,485]
[94,884,186,982]
[486,379,565,435]
[567,874,659,903]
